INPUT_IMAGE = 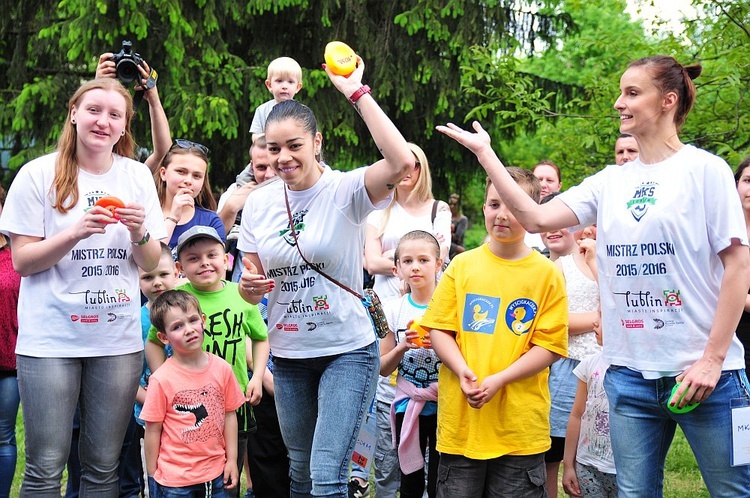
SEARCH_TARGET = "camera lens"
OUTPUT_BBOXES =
[116,59,139,83]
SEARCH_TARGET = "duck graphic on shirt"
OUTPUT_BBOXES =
[505,299,538,336]
[510,307,533,335]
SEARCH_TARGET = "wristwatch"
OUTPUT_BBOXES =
[131,231,151,246]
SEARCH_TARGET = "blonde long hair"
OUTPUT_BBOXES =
[376,143,434,238]
[53,79,135,213]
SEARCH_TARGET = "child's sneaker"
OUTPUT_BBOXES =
[347,477,370,498]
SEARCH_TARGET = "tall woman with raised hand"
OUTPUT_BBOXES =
[437,56,750,497]
[0,78,165,497]
[236,56,415,497]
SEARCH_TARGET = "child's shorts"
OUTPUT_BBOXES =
[436,452,545,498]
[148,474,225,497]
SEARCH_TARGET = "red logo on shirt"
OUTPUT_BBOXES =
[621,318,644,329]
[70,315,80,322]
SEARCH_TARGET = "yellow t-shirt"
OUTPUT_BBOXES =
[421,244,569,460]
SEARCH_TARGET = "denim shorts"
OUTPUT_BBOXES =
[148,474,225,497]
[548,357,580,437]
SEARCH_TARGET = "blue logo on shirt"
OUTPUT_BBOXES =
[626,181,658,222]
[462,294,499,334]
[505,299,538,336]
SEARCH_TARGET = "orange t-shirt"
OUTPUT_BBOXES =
[141,353,245,487]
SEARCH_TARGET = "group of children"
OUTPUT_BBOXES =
[134,226,268,497]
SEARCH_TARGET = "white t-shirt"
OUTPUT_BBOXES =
[559,145,747,374]
[377,293,431,403]
[367,201,451,301]
[238,167,388,358]
[249,99,277,135]
[0,153,166,357]
[573,352,615,474]
[525,232,546,253]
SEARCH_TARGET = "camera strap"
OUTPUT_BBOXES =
[133,69,158,111]
[283,186,364,301]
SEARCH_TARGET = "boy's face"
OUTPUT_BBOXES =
[483,183,526,244]
[139,253,179,302]
[265,74,302,103]
[176,238,228,292]
[157,304,205,356]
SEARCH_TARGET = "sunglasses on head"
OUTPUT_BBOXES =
[171,139,209,155]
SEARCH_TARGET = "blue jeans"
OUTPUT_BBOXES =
[436,453,546,498]
[604,366,750,498]
[17,353,141,498]
[273,341,379,498]
[0,374,20,498]
[149,474,225,497]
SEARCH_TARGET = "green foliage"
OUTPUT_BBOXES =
[0,0,574,193]
[463,0,750,190]
[0,0,747,197]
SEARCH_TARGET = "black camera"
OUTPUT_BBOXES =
[111,40,143,84]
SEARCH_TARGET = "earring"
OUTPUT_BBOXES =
[71,119,76,124]
[121,130,125,136]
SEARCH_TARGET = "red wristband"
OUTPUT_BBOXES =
[348,85,371,105]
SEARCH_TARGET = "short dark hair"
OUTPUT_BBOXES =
[150,290,202,334]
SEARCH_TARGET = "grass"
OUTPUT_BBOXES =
[11,406,707,497]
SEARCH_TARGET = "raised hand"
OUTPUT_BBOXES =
[436,121,492,156]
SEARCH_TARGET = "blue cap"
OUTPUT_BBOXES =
[175,225,224,258]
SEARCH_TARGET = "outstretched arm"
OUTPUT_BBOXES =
[324,57,415,204]
[436,121,578,233]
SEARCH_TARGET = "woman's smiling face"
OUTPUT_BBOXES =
[265,118,322,191]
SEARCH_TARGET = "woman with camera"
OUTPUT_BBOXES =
[236,55,415,497]
[0,78,165,497]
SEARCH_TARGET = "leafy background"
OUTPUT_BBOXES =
[1,0,748,223]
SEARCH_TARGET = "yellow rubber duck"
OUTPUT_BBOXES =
[510,307,532,335]
[472,304,489,323]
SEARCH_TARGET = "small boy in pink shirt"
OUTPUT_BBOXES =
[142,290,246,497]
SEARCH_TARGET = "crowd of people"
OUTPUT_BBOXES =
[0,47,748,498]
